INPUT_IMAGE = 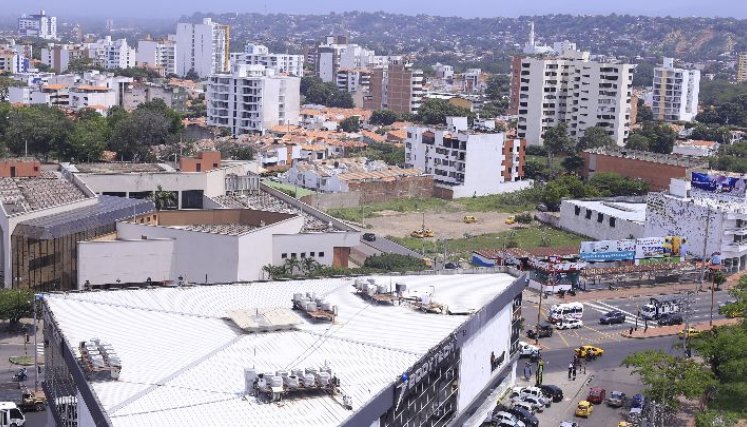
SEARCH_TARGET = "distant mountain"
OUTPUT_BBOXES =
[180,12,747,62]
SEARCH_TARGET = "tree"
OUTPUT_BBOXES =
[262,264,286,280]
[0,289,34,326]
[623,350,717,410]
[626,133,651,151]
[4,105,73,158]
[713,271,726,291]
[588,172,649,197]
[485,75,510,100]
[283,257,302,276]
[416,98,474,125]
[339,116,360,133]
[301,257,321,276]
[369,110,400,126]
[184,69,200,81]
[0,76,25,101]
[630,121,677,154]
[68,109,108,161]
[690,323,747,413]
[561,155,585,175]
[637,102,654,123]
[542,123,574,167]
[577,126,616,150]
[363,254,427,271]
[300,76,354,108]
[632,61,655,87]
[152,185,177,210]
[107,100,183,160]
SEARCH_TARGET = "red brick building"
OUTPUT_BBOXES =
[179,151,221,172]
[0,158,41,177]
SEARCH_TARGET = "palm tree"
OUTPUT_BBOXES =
[262,264,286,280]
[283,257,302,276]
[301,258,321,276]
[152,185,177,210]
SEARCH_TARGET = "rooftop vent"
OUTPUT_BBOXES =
[227,308,301,333]
[79,338,121,381]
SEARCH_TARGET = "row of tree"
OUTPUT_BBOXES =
[536,173,649,211]
[0,99,183,161]
[300,76,354,108]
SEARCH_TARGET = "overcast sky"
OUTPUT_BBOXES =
[4,0,745,19]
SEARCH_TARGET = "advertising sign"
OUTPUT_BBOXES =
[691,172,747,198]
[635,236,683,259]
[579,240,636,261]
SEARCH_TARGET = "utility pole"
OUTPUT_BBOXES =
[682,291,694,358]
[33,294,39,392]
[535,279,544,346]
[710,273,716,327]
[699,206,712,287]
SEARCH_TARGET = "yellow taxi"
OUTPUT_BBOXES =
[575,400,593,417]
[575,345,605,358]
[463,215,477,224]
[505,215,516,225]
[678,327,701,339]
[618,422,634,427]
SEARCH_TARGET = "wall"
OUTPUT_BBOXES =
[559,200,646,240]
[0,159,40,177]
[348,175,434,203]
[179,151,221,172]
[457,303,512,411]
[77,239,175,286]
[238,216,305,281]
[301,191,362,210]
[582,152,689,191]
[272,230,360,268]
[449,180,531,199]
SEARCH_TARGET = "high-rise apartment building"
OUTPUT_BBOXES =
[365,62,424,115]
[86,37,136,69]
[738,53,747,83]
[41,44,86,73]
[651,57,700,122]
[230,43,304,77]
[137,38,177,76]
[206,64,300,136]
[514,49,634,146]
[176,18,230,78]
[17,10,57,40]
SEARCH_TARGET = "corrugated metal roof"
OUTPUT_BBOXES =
[45,274,515,427]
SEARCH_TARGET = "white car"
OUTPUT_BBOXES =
[515,395,545,412]
[512,401,537,414]
[492,411,526,427]
[518,341,541,357]
[555,319,583,330]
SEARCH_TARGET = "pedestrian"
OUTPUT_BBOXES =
[582,360,586,374]
[629,327,634,336]
[644,320,649,333]
[586,352,592,362]
[572,364,577,381]
[568,363,573,380]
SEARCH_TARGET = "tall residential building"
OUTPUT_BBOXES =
[17,10,57,40]
[651,57,700,122]
[41,44,86,73]
[405,117,529,198]
[137,38,177,76]
[514,49,635,146]
[738,53,747,83]
[313,36,393,83]
[206,64,300,136]
[365,62,424,115]
[176,18,230,78]
[230,43,304,77]
[86,37,136,69]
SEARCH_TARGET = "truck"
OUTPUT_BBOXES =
[640,297,680,320]
[0,402,25,427]
[0,383,46,413]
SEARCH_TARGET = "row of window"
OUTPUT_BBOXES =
[281,251,324,259]
[574,206,616,227]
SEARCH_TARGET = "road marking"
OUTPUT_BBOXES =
[584,301,656,329]
[583,324,623,342]
[556,330,570,347]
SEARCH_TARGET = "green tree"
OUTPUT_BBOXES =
[626,133,651,151]
[690,323,747,412]
[588,172,649,197]
[0,289,34,326]
[283,257,302,276]
[542,123,575,167]
[369,109,400,126]
[632,61,655,87]
[300,76,354,108]
[108,100,183,160]
[485,75,510,100]
[184,69,200,81]
[561,155,585,175]
[623,350,717,410]
[631,121,677,154]
[68,109,108,161]
[637,98,654,123]
[339,116,361,133]
[577,126,616,150]
[363,254,426,271]
[152,185,177,210]
[416,98,474,125]
[4,105,73,158]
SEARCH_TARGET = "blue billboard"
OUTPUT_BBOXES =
[691,172,747,198]
[579,239,636,261]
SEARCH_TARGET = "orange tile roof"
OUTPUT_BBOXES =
[73,85,110,92]
[300,144,327,151]
[43,84,67,90]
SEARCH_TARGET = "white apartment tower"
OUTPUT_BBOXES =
[86,37,136,69]
[207,64,300,136]
[176,18,230,78]
[515,50,635,146]
[651,57,700,122]
[230,43,304,77]
[137,38,177,76]
[18,10,57,40]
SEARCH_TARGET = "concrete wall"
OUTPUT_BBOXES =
[582,152,689,191]
[449,180,532,199]
[301,192,362,210]
[77,238,175,286]
[349,175,434,203]
[559,200,645,240]
[272,231,361,268]
[238,216,305,281]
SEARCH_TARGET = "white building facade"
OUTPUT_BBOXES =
[651,57,700,122]
[86,37,136,69]
[559,199,647,241]
[516,51,635,147]
[207,64,300,136]
[17,10,56,40]
[137,39,177,75]
[176,18,230,78]
[230,43,304,77]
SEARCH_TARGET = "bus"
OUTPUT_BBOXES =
[548,302,584,323]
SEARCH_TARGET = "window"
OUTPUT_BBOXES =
[301,252,306,258]
[585,209,592,219]
[291,253,297,258]
[318,252,325,258]
[609,217,616,228]
[574,206,581,216]
[597,213,604,223]
[310,252,316,257]
[281,253,287,259]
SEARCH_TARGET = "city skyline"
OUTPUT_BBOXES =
[2,0,746,19]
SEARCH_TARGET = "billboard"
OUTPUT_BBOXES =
[691,172,747,198]
[579,239,636,261]
[635,236,683,259]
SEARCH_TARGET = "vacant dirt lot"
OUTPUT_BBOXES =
[364,211,521,239]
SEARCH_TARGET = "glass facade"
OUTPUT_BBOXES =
[43,306,80,427]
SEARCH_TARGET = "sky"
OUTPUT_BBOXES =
[3,0,745,20]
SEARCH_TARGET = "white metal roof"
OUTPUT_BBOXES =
[45,273,515,427]
[566,199,647,223]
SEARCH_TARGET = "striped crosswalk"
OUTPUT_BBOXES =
[583,301,656,329]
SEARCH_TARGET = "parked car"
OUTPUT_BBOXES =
[575,400,593,417]
[630,393,646,409]
[539,384,564,403]
[556,319,583,330]
[606,390,627,408]
[559,423,579,427]
[678,327,701,339]
[628,407,643,424]
[507,406,539,427]
[526,324,553,339]
[600,310,626,325]
[492,411,526,427]
[518,342,541,358]
[657,313,683,326]
[587,387,606,405]
[362,233,376,242]
[505,215,516,225]
[574,345,604,358]
[517,395,546,412]
[512,387,551,407]
[444,262,461,270]
[510,401,536,415]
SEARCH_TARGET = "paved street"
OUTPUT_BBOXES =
[0,321,48,427]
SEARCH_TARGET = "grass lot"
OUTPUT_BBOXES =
[389,226,585,260]
[327,190,539,222]
[263,180,315,198]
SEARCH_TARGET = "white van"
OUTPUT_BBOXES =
[0,402,25,426]
[548,303,584,323]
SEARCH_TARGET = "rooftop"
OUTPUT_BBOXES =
[70,162,174,174]
[565,199,647,223]
[133,209,297,237]
[44,273,517,427]
[583,147,709,168]
[0,172,90,215]
[214,192,337,233]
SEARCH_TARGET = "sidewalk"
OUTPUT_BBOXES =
[620,317,741,339]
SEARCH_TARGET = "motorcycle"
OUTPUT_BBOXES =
[13,367,28,382]
[568,289,577,296]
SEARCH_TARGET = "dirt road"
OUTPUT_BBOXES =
[364,211,520,239]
